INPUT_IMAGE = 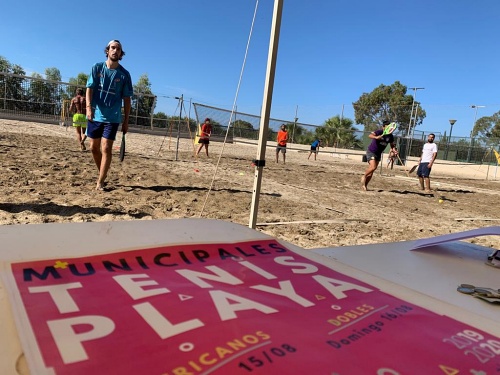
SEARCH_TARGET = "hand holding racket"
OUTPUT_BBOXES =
[382,122,397,135]
[119,133,126,162]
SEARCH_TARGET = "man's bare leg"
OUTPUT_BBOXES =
[81,132,87,149]
[90,138,102,172]
[76,127,86,150]
[418,176,425,190]
[361,160,377,191]
[96,138,114,190]
[424,177,432,192]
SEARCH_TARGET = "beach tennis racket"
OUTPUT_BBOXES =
[119,134,126,162]
[409,164,418,174]
[382,122,397,135]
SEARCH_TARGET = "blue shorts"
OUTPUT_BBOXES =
[310,146,318,152]
[86,121,120,141]
[417,162,432,178]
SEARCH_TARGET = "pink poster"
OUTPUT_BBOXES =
[4,240,500,374]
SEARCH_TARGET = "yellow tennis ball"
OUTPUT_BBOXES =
[438,199,443,203]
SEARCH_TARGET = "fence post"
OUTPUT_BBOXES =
[150,96,157,130]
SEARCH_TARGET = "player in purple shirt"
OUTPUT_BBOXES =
[361,120,398,191]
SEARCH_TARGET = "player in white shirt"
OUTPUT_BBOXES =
[417,133,438,193]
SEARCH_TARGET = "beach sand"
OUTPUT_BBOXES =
[1,119,499,250]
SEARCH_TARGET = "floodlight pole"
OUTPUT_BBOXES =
[406,87,424,163]
[467,105,485,163]
[444,119,456,160]
[249,0,283,229]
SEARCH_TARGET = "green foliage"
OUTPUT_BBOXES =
[231,119,257,138]
[315,115,361,149]
[232,119,253,129]
[152,111,168,128]
[288,122,305,143]
[0,56,26,110]
[0,56,26,75]
[132,74,155,126]
[353,81,426,133]
[44,67,61,82]
[294,128,315,145]
[474,112,500,139]
[66,73,88,100]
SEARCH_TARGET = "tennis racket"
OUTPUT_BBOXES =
[409,164,418,174]
[119,134,126,162]
[382,122,397,135]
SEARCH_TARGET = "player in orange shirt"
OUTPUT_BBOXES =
[276,124,288,164]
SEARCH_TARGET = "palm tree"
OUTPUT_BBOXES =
[316,116,360,148]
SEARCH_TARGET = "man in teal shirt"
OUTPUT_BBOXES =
[86,40,133,191]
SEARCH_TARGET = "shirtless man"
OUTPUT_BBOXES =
[69,88,87,150]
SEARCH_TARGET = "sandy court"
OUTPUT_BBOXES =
[0,118,499,250]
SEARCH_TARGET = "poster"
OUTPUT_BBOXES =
[3,239,499,374]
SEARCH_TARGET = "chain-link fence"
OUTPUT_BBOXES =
[192,102,322,145]
[0,72,156,130]
[2,71,500,165]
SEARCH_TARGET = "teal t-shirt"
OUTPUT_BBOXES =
[86,62,133,123]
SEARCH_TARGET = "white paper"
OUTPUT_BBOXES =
[411,226,500,250]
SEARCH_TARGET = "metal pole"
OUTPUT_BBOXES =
[340,104,344,135]
[467,105,484,163]
[291,105,298,143]
[249,0,283,229]
[445,119,456,160]
[337,104,345,150]
[486,147,492,180]
[150,96,157,131]
[175,94,183,161]
[135,94,140,126]
[408,103,420,158]
[405,87,424,163]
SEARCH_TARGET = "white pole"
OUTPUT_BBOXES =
[150,96,157,130]
[249,0,284,229]
[291,104,298,143]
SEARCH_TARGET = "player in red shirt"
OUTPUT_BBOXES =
[196,118,213,157]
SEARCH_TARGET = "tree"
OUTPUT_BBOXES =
[45,67,61,82]
[316,115,361,149]
[28,73,53,114]
[288,122,306,143]
[152,111,169,128]
[353,81,426,133]
[473,112,500,139]
[45,68,63,115]
[133,74,155,126]
[0,56,26,110]
[231,119,256,138]
[66,73,88,100]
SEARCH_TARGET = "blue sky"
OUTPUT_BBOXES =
[1,0,499,137]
